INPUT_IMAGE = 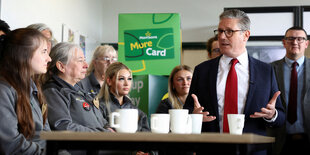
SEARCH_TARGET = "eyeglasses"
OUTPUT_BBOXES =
[97,57,118,62]
[214,29,245,38]
[284,37,307,43]
[212,48,220,53]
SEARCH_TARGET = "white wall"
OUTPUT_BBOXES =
[3,0,310,44]
[2,0,310,57]
[1,0,104,62]
[101,0,310,43]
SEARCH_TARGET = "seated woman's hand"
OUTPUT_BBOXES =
[107,128,116,132]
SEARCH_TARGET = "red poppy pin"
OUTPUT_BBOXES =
[83,102,90,111]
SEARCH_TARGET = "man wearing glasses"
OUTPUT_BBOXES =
[269,27,310,155]
[184,9,285,155]
[206,36,221,59]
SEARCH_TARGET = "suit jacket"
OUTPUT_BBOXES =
[268,57,310,154]
[184,55,285,136]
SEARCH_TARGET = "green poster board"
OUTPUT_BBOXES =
[130,75,168,117]
[118,13,181,75]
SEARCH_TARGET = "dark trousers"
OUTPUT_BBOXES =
[280,133,309,155]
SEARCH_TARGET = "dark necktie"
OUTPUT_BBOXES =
[288,62,298,124]
[223,59,238,133]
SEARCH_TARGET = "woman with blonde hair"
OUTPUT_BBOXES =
[97,62,150,132]
[97,62,152,154]
[78,45,117,98]
[156,65,193,113]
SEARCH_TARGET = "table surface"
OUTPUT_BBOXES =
[40,131,275,144]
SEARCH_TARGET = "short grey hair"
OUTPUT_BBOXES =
[50,42,79,65]
[27,23,53,36]
[43,42,81,84]
[220,9,251,31]
[27,23,57,47]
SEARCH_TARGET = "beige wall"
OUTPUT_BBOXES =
[182,49,209,70]
[306,48,310,58]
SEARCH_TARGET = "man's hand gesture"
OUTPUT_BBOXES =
[192,94,216,122]
[250,91,280,119]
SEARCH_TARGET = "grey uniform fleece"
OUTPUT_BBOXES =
[43,75,110,132]
[0,80,50,155]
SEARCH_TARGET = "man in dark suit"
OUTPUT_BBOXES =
[184,9,285,155]
[268,26,310,155]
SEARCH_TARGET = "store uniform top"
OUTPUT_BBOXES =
[77,72,101,99]
[100,93,150,132]
[156,98,173,114]
[43,75,110,132]
[0,79,50,155]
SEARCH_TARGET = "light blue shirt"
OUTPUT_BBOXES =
[284,56,305,134]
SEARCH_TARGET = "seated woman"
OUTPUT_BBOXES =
[0,28,51,154]
[78,45,118,98]
[27,23,55,53]
[156,65,193,113]
[42,42,110,132]
[97,62,150,132]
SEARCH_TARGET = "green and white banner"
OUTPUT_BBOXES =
[119,13,181,75]
[130,75,168,118]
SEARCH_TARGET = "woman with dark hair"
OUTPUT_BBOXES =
[0,19,11,35]
[156,65,193,113]
[0,28,51,154]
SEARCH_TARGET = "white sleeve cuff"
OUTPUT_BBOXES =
[263,109,278,122]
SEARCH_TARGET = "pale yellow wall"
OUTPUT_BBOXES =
[306,48,310,58]
[182,49,210,69]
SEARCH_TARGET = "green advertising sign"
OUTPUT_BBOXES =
[130,75,168,118]
[130,75,148,113]
[119,13,181,75]
[124,28,174,60]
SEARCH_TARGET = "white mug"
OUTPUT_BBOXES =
[227,114,245,135]
[110,109,138,133]
[151,114,170,133]
[169,109,192,134]
[190,114,203,134]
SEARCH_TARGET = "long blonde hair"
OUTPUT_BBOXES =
[97,62,132,105]
[168,65,193,109]
[87,45,117,76]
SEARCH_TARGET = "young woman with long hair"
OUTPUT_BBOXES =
[0,28,51,154]
[156,65,193,113]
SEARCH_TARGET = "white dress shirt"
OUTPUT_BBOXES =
[216,51,249,132]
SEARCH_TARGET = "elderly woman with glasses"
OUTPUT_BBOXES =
[78,45,118,98]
